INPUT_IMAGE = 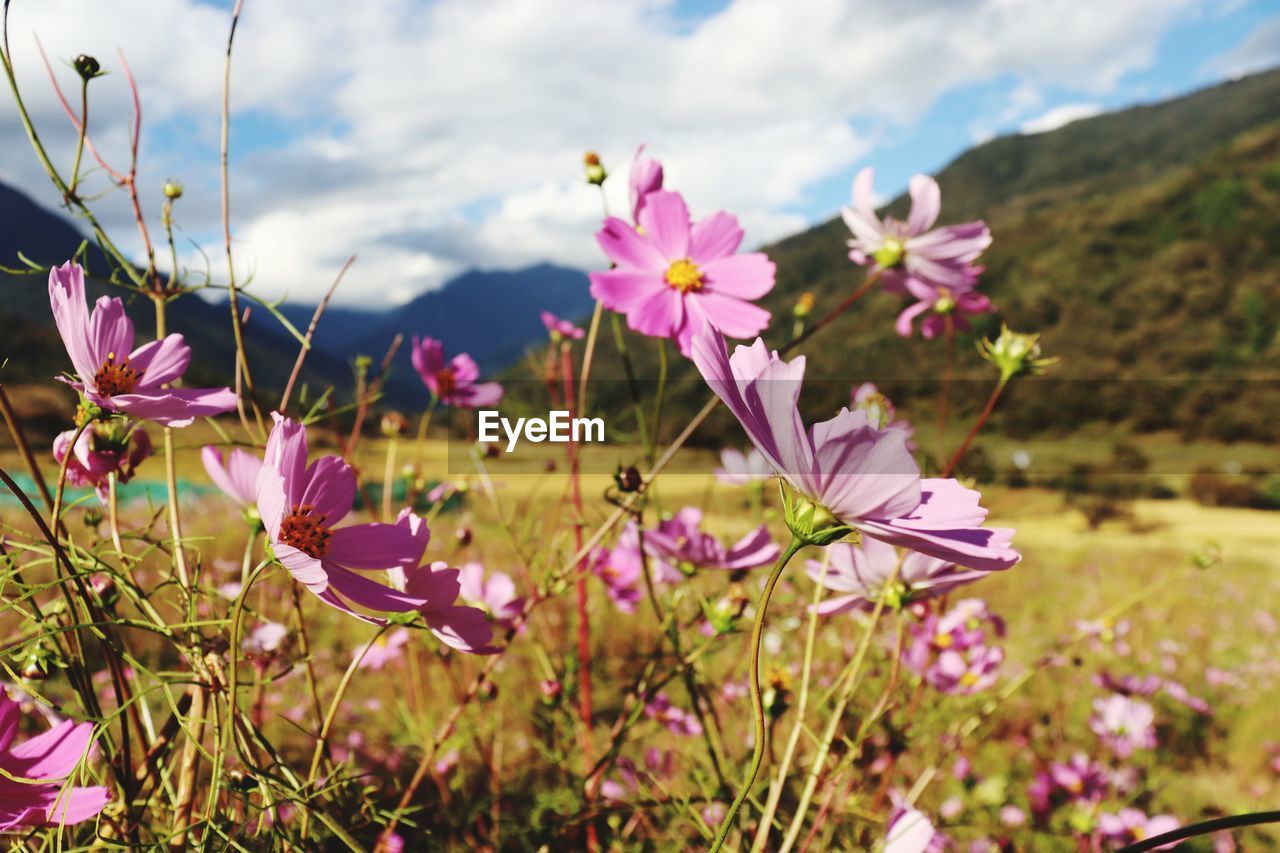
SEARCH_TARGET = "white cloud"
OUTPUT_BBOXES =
[1019,102,1104,134]
[0,0,1211,306]
[1203,15,1280,79]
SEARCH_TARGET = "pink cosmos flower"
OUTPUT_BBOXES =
[0,690,109,829]
[851,382,915,446]
[457,562,524,628]
[590,191,775,357]
[601,747,675,803]
[903,599,1005,694]
[644,507,779,574]
[354,628,410,670]
[410,337,503,407]
[884,799,946,853]
[541,311,584,341]
[842,167,991,297]
[1097,808,1179,849]
[1048,752,1110,803]
[202,445,264,510]
[713,446,772,486]
[590,525,647,613]
[1090,694,1157,758]
[256,414,427,623]
[388,513,498,654]
[48,262,237,426]
[629,145,664,223]
[691,327,1019,571]
[643,693,703,737]
[242,621,289,657]
[806,537,990,616]
[53,425,151,501]
[896,284,994,340]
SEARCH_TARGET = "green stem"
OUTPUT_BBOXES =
[609,313,651,453]
[68,79,88,195]
[710,536,804,852]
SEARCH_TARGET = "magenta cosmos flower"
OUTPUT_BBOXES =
[805,537,990,616]
[1090,694,1157,758]
[541,310,584,341]
[884,799,947,853]
[896,284,994,340]
[1098,808,1179,849]
[49,262,237,427]
[645,507,779,574]
[410,337,503,407]
[457,562,524,629]
[256,414,428,623]
[714,446,772,486]
[202,445,263,510]
[53,425,151,501]
[0,690,109,829]
[691,327,1019,571]
[590,524,647,613]
[354,627,410,670]
[643,693,703,737]
[590,190,776,357]
[629,145,664,224]
[842,167,991,296]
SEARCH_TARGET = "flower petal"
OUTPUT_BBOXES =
[298,456,356,524]
[128,335,191,388]
[595,217,666,270]
[111,388,238,427]
[700,252,776,300]
[636,190,691,259]
[328,522,424,570]
[905,174,941,235]
[689,211,744,261]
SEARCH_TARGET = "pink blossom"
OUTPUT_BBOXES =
[53,425,151,501]
[202,445,263,509]
[410,337,503,407]
[1048,752,1110,803]
[242,621,289,657]
[1090,695,1157,759]
[805,537,990,616]
[885,799,946,853]
[256,414,428,623]
[851,382,916,447]
[541,310,584,341]
[590,191,775,357]
[590,525,647,613]
[644,507,779,574]
[1097,808,1179,849]
[355,628,411,670]
[999,805,1026,827]
[903,600,1005,694]
[0,689,109,829]
[629,145,664,224]
[48,261,237,426]
[643,693,702,736]
[691,327,1019,571]
[713,446,773,486]
[457,562,524,628]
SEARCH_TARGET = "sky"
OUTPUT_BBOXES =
[1,0,1277,307]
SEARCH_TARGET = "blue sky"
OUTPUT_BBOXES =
[3,0,1278,306]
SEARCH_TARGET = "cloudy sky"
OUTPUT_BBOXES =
[1,0,1277,307]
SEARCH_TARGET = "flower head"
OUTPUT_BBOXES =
[896,283,994,340]
[457,562,524,628]
[1098,808,1179,849]
[842,167,991,297]
[53,424,151,502]
[805,537,990,617]
[256,414,428,623]
[590,524,648,613]
[202,445,263,510]
[903,599,1005,694]
[713,446,773,486]
[643,693,702,737]
[629,145,664,224]
[0,689,109,829]
[884,799,947,853]
[541,310,584,342]
[49,262,237,426]
[1090,694,1157,758]
[590,191,775,357]
[410,337,503,407]
[691,327,1019,570]
[355,628,411,670]
[1048,752,1110,803]
[644,507,779,574]
[977,326,1057,382]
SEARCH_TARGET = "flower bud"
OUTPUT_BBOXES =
[455,526,472,547]
[540,679,563,703]
[781,487,856,546]
[614,465,642,493]
[583,151,607,186]
[73,54,102,81]
[977,325,1058,383]
[162,179,184,200]
[793,292,815,319]
[763,666,792,720]
[380,411,408,437]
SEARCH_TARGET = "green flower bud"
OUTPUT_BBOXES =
[977,325,1058,383]
[163,179,184,200]
[781,486,858,547]
[73,54,102,81]
[583,151,607,186]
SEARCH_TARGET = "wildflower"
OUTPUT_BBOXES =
[49,262,237,426]
[805,537,990,616]
[690,326,1019,570]
[851,382,914,440]
[713,446,772,486]
[601,748,675,802]
[242,621,289,657]
[1090,695,1157,758]
[0,689,109,828]
[629,145,664,223]
[884,798,947,853]
[590,192,775,357]
[409,337,502,407]
[977,326,1057,382]
[643,693,702,736]
[457,562,524,628]
[1097,808,1179,849]
[896,284,994,340]
[53,424,151,501]
[589,528,646,613]
[202,445,263,510]
[541,310,584,342]
[842,167,991,296]
[73,54,102,81]
[644,507,779,574]
[1048,753,1110,803]
[999,805,1026,827]
[355,628,411,670]
[256,414,428,623]
[903,600,1005,694]
[583,151,607,185]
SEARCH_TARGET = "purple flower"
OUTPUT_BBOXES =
[851,382,916,447]
[242,621,289,657]
[885,800,946,853]
[1097,808,1179,849]
[53,425,151,502]
[540,310,584,341]
[644,506,779,573]
[925,644,1003,694]
[904,600,1005,694]
[805,537,991,616]
[1090,695,1157,759]
[590,524,648,612]
[256,414,428,623]
[896,285,994,340]
[0,689,109,829]
[1048,752,1110,803]
[691,327,1019,571]
[643,693,703,736]
[590,191,775,357]
[355,627,410,670]
[629,144,664,224]
[410,336,503,407]
[49,261,237,426]
[457,562,524,628]
[842,167,991,297]
[713,446,772,486]
[202,445,263,510]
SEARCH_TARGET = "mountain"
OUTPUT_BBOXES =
[573,68,1280,446]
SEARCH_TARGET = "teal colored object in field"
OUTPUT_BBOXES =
[0,474,217,508]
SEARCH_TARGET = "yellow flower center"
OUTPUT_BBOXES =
[93,352,140,396]
[664,258,704,293]
[279,504,332,558]
[872,236,906,269]
[960,672,979,687]
[933,633,953,648]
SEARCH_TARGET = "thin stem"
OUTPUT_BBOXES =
[107,472,124,554]
[609,312,651,452]
[937,313,955,467]
[942,378,1007,478]
[68,79,87,194]
[0,384,55,515]
[782,270,880,355]
[711,536,804,853]
[50,418,90,531]
[307,625,389,787]
[280,254,355,412]
[381,435,398,521]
